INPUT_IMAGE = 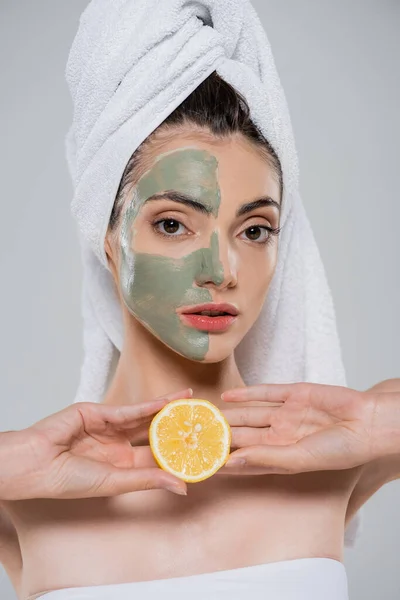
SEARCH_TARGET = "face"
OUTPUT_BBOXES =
[111,133,281,363]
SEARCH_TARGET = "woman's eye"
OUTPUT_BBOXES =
[240,225,269,243]
[155,218,187,236]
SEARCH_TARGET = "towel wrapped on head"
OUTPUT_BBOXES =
[64,0,362,546]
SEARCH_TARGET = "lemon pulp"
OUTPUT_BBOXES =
[149,398,231,483]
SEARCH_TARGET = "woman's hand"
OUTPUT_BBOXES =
[0,389,191,500]
[219,383,389,475]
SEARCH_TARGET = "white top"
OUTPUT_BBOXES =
[29,557,349,600]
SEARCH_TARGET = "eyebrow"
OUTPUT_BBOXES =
[143,191,281,216]
[236,197,281,217]
[144,191,211,214]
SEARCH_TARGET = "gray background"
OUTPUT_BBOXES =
[0,1,399,598]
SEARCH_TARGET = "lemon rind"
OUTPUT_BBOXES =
[149,398,231,483]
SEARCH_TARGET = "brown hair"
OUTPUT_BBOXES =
[108,70,283,232]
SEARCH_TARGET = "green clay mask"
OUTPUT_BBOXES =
[119,148,224,360]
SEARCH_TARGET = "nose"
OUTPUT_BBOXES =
[195,232,237,290]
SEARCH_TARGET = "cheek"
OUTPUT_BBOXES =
[118,246,213,361]
[121,252,186,314]
[236,246,278,325]
[239,245,278,296]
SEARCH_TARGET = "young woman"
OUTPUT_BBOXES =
[1,1,398,598]
[1,69,396,600]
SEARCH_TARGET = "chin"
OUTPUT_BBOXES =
[195,352,232,364]
[171,333,243,364]
[165,345,232,364]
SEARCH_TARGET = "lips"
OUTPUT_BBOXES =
[178,303,238,332]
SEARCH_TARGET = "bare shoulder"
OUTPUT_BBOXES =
[0,504,22,596]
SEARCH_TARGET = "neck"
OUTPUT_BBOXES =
[103,318,244,409]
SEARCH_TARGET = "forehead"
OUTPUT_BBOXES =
[136,147,220,214]
[135,134,280,206]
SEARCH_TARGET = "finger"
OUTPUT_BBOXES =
[222,406,279,428]
[79,388,194,431]
[230,426,272,449]
[216,465,276,476]
[223,444,318,474]
[155,388,193,402]
[128,423,152,446]
[119,388,196,439]
[70,402,164,438]
[224,428,365,474]
[32,389,194,446]
[130,445,159,468]
[81,444,161,471]
[107,387,193,422]
[117,387,194,425]
[222,383,353,407]
[222,384,300,403]
[83,464,187,497]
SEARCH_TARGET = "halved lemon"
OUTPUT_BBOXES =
[149,398,231,483]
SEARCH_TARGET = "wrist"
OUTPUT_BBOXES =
[0,429,41,501]
[370,392,400,460]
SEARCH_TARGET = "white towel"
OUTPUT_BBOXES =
[64,0,362,547]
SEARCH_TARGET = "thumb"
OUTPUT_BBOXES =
[84,466,187,498]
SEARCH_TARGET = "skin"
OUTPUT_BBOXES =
[116,142,279,364]
[1,130,397,598]
[222,381,400,473]
[1,382,399,598]
[221,379,400,525]
[119,150,224,360]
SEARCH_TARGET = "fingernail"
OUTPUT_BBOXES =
[225,457,247,467]
[166,485,187,496]
[221,391,242,401]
